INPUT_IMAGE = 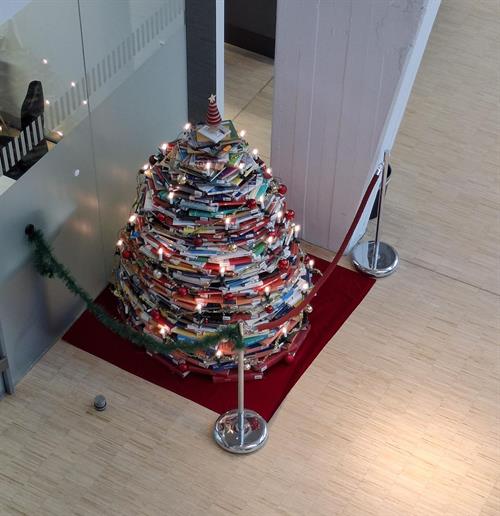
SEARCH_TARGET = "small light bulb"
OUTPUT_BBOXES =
[205,162,211,171]
[128,214,137,223]
[267,167,273,176]
[56,130,63,137]
[239,130,246,137]
[294,224,301,237]
[283,325,288,338]
[0,125,3,131]
[142,163,150,171]
[196,303,203,313]
[144,169,152,178]
[267,235,274,244]
[238,163,245,170]
[160,142,167,151]
[215,349,223,358]
[224,217,231,230]
[264,286,271,296]
[70,81,76,87]
[82,99,88,105]
[252,148,259,156]
[277,210,283,223]
[168,191,174,202]
[45,99,50,106]
[116,239,123,247]
[159,325,169,338]
[158,248,164,260]
[259,195,265,207]
[308,259,315,269]
[219,265,225,277]
[300,281,309,292]
[42,58,48,64]
[184,122,191,131]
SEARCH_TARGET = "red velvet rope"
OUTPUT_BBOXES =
[256,170,381,332]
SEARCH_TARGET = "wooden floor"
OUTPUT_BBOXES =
[1,2,499,514]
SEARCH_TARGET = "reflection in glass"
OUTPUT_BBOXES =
[0,0,185,188]
[0,1,87,184]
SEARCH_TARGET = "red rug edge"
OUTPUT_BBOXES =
[63,261,375,420]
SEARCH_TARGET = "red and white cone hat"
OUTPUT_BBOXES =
[206,94,222,126]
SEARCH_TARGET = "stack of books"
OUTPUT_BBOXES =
[114,102,314,380]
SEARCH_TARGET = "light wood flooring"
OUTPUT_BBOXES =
[0,1,499,515]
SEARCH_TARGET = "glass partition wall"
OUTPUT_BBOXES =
[0,1,89,188]
[78,0,187,273]
[0,0,186,191]
[0,0,188,390]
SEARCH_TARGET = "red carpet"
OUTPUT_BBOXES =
[63,259,374,420]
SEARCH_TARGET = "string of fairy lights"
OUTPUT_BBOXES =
[113,98,318,378]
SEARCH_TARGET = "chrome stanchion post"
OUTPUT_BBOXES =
[213,348,268,454]
[352,150,399,278]
[237,348,245,447]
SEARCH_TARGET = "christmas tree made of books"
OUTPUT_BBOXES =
[114,95,316,381]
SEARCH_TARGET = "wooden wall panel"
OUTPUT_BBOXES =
[305,0,352,247]
[272,0,438,250]
[272,0,319,230]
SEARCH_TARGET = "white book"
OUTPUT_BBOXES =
[173,272,211,286]
[144,190,154,211]
[197,124,230,143]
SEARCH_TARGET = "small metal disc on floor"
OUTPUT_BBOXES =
[214,409,268,454]
[351,241,399,278]
[94,394,107,411]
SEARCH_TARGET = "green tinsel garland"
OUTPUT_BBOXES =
[25,225,244,355]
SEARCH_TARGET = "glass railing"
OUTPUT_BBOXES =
[0,0,186,194]
[0,1,87,186]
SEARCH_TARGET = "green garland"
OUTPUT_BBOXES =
[25,225,244,355]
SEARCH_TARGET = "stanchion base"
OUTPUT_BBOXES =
[352,240,399,278]
[213,409,268,454]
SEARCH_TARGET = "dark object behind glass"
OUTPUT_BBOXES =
[225,0,276,59]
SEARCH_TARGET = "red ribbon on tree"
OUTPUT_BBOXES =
[256,169,381,332]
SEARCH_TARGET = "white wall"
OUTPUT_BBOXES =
[272,0,440,251]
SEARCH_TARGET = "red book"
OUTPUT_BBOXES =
[216,200,246,207]
[228,256,253,265]
[202,263,224,272]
